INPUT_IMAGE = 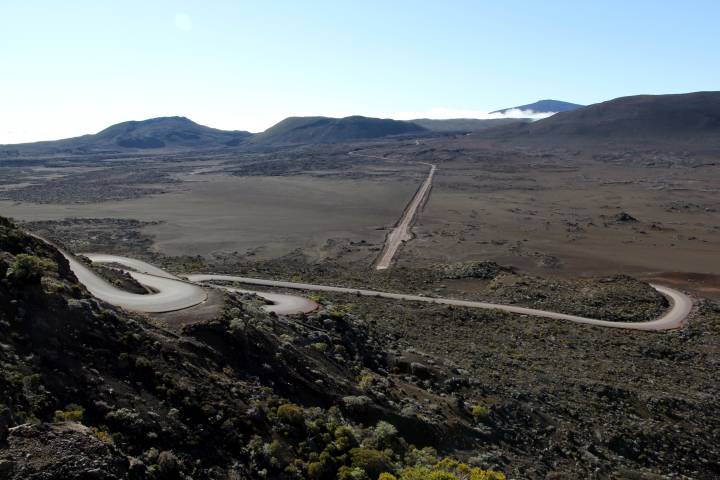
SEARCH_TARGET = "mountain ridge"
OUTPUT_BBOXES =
[2,115,428,154]
[249,115,427,146]
[490,99,583,114]
[1,116,252,154]
[480,91,720,145]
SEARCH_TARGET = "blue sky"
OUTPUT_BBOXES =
[1,0,718,143]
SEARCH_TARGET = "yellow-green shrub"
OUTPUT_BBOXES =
[277,403,305,426]
[54,403,84,423]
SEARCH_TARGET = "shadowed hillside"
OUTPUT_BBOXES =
[411,118,529,133]
[481,91,720,149]
[250,116,427,146]
[0,117,252,155]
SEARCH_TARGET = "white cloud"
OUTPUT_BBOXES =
[174,12,193,32]
[385,107,556,121]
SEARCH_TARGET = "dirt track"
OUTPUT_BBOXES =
[376,163,436,269]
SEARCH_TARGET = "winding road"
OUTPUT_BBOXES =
[63,253,208,313]
[73,253,318,315]
[61,251,693,331]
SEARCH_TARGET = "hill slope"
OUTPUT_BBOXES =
[1,116,252,155]
[0,217,495,478]
[411,118,530,132]
[490,99,583,114]
[250,116,427,146]
[483,91,720,145]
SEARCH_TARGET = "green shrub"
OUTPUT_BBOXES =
[277,403,305,426]
[342,395,371,414]
[397,459,505,480]
[371,421,398,450]
[349,448,393,479]
[15,411,40,425]
[7,254,56,283]
[90,426,113,444]
[358,374,375,392]
[311,342,329,352]
[54,403,84,423]
[470,404,490,421]
[307,459,332,479]
[333,425,358,452]
[338,465,371,480]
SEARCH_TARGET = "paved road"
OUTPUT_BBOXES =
[59,250,692,331]
[81,254,318,315]
[81,254,181,279]
[375,163,436,270]
[186,273,692,331]
[64,253,208,313]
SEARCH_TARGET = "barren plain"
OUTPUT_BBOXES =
[4,137,717,296]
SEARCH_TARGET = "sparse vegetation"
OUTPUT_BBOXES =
[7,254,56,283]
[469,405,489,421]
[53,404,85,423]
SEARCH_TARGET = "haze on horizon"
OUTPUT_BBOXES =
[2,0,719,144]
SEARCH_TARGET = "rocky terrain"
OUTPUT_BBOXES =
[0,217,507,479]
[2,217,719,478]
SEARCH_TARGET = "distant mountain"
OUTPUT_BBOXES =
[482,91,720,144]
[490,99,583,114]
[250,116,427,146]
[1,117,252,155]
[411,118,530,133]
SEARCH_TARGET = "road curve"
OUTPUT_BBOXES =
[187,274,692,331]
[376,163,436,270]
[63,253,208,313]
[81,254,181,279]
[29,232,208,313]
[82,254,318,315]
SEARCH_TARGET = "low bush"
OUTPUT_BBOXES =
[7,254,56,284]
[470,404,490,421]
[349,448,394,479]
[54,403,84,423]
[277,403,305,426]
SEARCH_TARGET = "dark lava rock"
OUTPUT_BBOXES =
[410,362,432,379]
[614,211,639,223]
[438,261,514,280]
[0,423,129,479]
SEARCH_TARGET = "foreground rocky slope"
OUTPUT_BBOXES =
[0,217,502,479]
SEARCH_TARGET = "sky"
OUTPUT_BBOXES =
[1,0,719,143]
